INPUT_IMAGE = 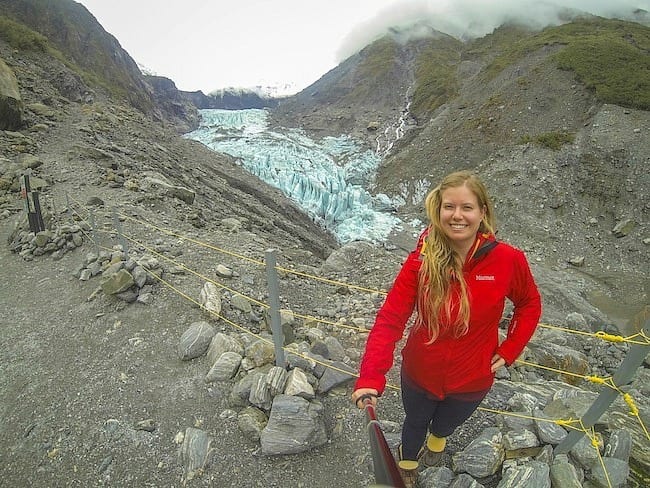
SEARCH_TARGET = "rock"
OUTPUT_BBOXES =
[570,434,602,469]
[452,427,504,478]
[260,395,327,455]
[206,333,244,365]
[419,466,454,487]
[178,427,212,483]
[588,457,630,488]
[205,351,242,382]
[502,428,539,450]
[266,366,288,396]
[315,360,355,393]
[603,429,632,462]
[0,58,24,130]
[533,409,567,445]
[245,339,276,368]
[611,219,635,238]
[249,372,272,410]
[497,460,550,488]
[284,367,315,399]
[237,406,268,442]
[550,454,582,488]
[199,281,221,316]
[449,473,485,487]
[231,294,253,313]
[178,321,215,360]
[101,269,135,294]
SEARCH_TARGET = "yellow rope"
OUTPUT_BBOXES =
[118,212,266,266]
[538,323,648,346]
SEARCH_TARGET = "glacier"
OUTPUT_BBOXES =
[185,109,402,243]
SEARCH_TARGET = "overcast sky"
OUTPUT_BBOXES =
[76,0,648,95]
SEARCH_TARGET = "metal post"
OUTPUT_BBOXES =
[265,249,285,367]
[555,316,650,454]
[88,208,99,254]
[65,192,73,224]
[20,172,44,233]
[112,207,128,259]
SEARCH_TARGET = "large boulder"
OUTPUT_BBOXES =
[0,57,23,130]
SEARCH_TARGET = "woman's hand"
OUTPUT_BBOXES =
[490,354,506,373]
[351,388,379,409]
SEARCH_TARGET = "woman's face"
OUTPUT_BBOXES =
[439,184,486,253]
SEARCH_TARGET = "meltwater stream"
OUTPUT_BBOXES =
[185,109,402,243]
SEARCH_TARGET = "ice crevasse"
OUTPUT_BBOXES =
[185,109,402,243]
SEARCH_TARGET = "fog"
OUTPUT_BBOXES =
[337,0,649,60]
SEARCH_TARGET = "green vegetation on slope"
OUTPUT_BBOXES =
[349,37,398,100]
[0,14,134,105]
[484,17,650,109]
[518,131,576,150]
[411,39,462,120]
[0,16,49,52]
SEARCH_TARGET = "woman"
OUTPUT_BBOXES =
[351,170,541,487]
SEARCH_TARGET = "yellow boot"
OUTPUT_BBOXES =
[397,444,419,488]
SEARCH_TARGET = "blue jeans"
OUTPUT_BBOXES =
[400,373,488,461]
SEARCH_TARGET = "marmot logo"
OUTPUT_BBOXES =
[475,275,495,281]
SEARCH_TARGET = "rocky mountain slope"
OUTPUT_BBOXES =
[1,2,649,487]
[272,17,650,331]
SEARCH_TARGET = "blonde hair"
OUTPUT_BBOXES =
[417,170,496,341]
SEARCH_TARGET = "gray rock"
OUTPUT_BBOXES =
[419,466,454,488]
[588,457,630,488]
[503,428,540,450]
[603,428,632,462]
[231,294,252,313]
[449,473,485,488]
[266,366,288,396]
[178,427,212,483]
[205,351,242,382]
[611,219,635,238]
[452,427,504,478]
[206,333,244,365]
[260,395,327,455]
[533,409,567,445]
[570,434,601,469]
[0,58,24,130]
[249,373,272,410]
[316,360,355,394]
[497,460,550,488]
[178,321,215,360]
[284,368,315,399]
[550,456,582,488]
[199,282,221,316]
[101,269,135,295]
[237,406,268,442]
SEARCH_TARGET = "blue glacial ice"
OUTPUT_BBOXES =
[185,109,402,243]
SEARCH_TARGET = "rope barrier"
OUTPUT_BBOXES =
[58,190,650,487]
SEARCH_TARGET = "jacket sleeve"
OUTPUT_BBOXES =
[496,249,542,365]
[354,232,424,394]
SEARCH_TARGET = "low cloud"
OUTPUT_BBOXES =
[336,0,650,61]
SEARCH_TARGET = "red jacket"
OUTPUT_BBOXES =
[355,230,541,399]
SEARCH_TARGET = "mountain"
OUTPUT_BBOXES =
[271,16,650,327]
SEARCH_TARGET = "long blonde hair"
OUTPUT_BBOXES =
[417,171,496,341]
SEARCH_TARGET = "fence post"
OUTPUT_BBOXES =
[112,207,128,259]
[88,207,99,255]
[65,192,73,224]
[20,171,45,233]
[555,315,650,454]
[265,249,285,367]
